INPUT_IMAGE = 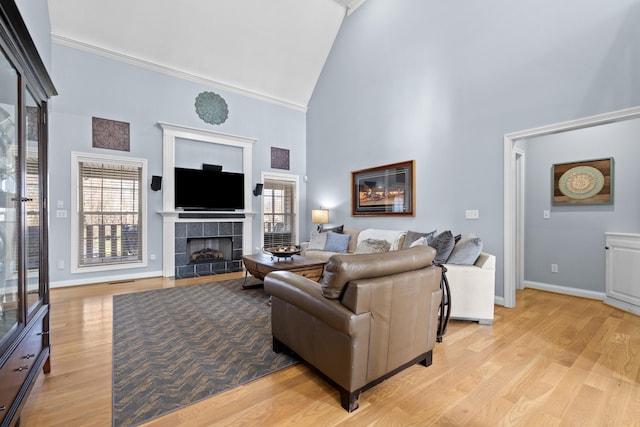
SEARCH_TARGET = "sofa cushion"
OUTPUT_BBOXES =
[308,231,328,250]
[354,238,391,254]
[447,235,483,265]
[343,229,361,253]
[409,236,427,247]
[402,229,437,249]
[302,250,339,262]
[429,230,456,265]
[324,231,350,253]
[357,229,406,251]
[322,224,344,234]
[319,246,436,299]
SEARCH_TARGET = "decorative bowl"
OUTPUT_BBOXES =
[264,246,301,258]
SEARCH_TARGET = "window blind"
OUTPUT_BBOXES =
[26,156,40,269]
[263,179,296,248]
[77,161,142,267]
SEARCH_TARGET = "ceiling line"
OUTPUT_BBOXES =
[51,34,309,112]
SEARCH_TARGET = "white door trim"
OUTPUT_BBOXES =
[514,148,525,291]
[503,105,640,308]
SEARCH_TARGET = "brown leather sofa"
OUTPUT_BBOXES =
[264,245,442,411]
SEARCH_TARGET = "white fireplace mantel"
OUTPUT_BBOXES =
[158,122,257,277]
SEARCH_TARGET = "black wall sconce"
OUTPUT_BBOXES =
[253,183,263,196]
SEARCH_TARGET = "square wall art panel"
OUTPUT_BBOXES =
[92,117,130,152]
[271,147,290,170]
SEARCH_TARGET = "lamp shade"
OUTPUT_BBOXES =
[311,209,329,224]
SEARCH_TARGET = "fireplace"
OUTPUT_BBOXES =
[187,237,232,263]
[174,221,243,278]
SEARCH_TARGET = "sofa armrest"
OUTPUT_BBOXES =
[341,265,442,315]
[444,252,496,324]
[264,271,363,335]
[320,246,436,299]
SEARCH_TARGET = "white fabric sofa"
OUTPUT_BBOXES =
[300,228,496,325]
[444,252,496,325]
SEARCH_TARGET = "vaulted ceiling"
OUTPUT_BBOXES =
[47,0,366,110]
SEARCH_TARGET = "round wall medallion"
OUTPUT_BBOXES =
[558,165,605,200]
[194,91,229,125]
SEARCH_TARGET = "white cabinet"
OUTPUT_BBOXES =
[605,233,640,315]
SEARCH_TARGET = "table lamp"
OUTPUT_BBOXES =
[311,209,329,232]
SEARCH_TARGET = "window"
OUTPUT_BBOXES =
[71,153,147,273]
[262,175,298,249]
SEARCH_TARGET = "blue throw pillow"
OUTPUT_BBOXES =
[324,231,350,253]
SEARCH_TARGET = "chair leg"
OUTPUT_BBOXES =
[272,337,285,353]
[339,389,360,412]
[419,350,433,367]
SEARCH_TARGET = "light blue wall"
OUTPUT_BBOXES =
[524,118,640,292]
[15,0,52,72]
[17,0,640,291]
[49,44,307,285]
[306,0,640,298]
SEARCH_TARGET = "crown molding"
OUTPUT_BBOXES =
[333,0,366,15]
[0,0,57,99]
[51,33,308,112]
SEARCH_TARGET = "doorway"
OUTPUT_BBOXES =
[503,106,640,308]
[261,172,300,249]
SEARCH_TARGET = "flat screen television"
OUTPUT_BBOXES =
[174,167,245,211]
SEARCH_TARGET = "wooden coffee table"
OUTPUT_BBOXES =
[241,253,326,289]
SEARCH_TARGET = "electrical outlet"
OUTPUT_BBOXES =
[551,263,558,273]
[543,210,550,219]
[57,260,64,270]
[465,209,479,219]
[149,254,156,261]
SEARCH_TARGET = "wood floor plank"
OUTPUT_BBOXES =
[17,276,640,426]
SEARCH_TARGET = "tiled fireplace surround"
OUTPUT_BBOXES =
[174,221,244,279]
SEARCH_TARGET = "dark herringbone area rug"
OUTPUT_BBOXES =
[112,277,297,427]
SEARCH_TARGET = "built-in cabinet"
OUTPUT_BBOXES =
[605,232,640,316]
[0,2,56,426]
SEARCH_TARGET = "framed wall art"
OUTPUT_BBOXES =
[552,157,613,205]
[351,160,415,216]
[92,117,130,152]
[271,147,290,170]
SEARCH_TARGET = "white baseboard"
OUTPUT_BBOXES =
[494,296,505,306]
[51,270,164,289]
[603,297,640,316]
[524,281,605,301]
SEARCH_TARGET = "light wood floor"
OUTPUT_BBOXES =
[19,274,640,426]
